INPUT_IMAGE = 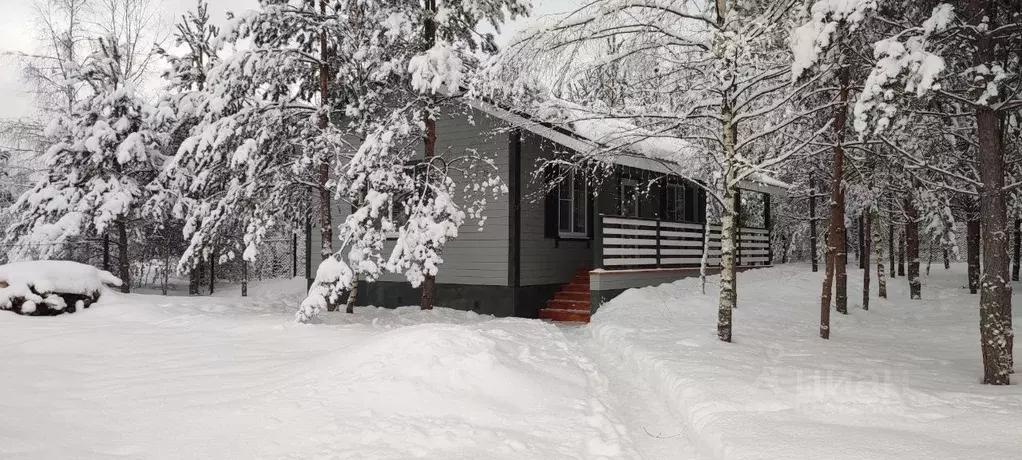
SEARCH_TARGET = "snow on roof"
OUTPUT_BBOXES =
[536,100,705,168]
[469,99,790,194]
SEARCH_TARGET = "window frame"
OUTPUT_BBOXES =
[665,183,687,222]
[557,169,589,239]
[384,196,408,239]
[619,178,640,218]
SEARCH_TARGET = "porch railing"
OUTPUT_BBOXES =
[594,215,771,269]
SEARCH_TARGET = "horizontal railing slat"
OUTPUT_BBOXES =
[599,216,772,270]
[603,227,658,237]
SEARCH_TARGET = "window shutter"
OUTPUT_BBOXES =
[543,164,559,238]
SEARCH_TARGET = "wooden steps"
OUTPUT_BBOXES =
[538,268,591,323]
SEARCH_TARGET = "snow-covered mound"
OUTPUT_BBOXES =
[0,260,122,315]
[0,292,635,459]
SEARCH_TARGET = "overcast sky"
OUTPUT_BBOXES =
[0,0,580,121]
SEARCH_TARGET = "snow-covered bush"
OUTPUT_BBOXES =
[0,261,122,316]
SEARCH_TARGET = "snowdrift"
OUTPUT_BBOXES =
[590,264,1022,460]
[0,260,123,315]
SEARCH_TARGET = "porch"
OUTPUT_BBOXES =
[537,212,773,322]
[588,214,772,307]
[593,215,772,270]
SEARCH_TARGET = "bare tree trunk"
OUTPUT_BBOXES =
[715,110,738,340]
[241,260,248,297]
[1013,217,1020,281]
[419,114,438,310]
[976,103,1013,384]
[418,0,439,311]
[888,221,896,277]
[822,31,850,331]
[835,189,848,314]
[718,177,738,342]
[209,250,215,295]
[897,228,906,277]
[731,186,740,307]
[832,42,850,316]
[700,200,713,294]
[189,267,200,295]
[858,215,865,269]
[821,223,835,339]
[345,274,357,314]
[873,211,887,299]
[906,198,921,299]
[967,218,981,294]
[863,213,871,310]
[116,221,130,293]
[162,240,169,296]
[810,174,818,272]
[927,239,933,276]
[316,0,338,312]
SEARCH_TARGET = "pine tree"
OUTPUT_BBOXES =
[852,0,1018,384]
[298,0,529,320]
[7,38,162,292]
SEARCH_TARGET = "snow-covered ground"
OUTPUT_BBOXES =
[591,264,1022,460]
[2,265,1019,459]
[0,278,635,459]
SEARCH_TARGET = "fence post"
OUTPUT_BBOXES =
[593,214,604,269]
[655,218,662,267]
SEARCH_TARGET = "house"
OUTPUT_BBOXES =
[305,100,787,321]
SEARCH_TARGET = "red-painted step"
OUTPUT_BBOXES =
[554,291,589,302]
[537,267,592,323]
[538,309,591,323]
[546,299,590,312]
[563,283,589,293]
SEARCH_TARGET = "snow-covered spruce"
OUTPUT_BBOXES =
[0,261,122,316]
[5,38,162,291]
[299,0,527,319]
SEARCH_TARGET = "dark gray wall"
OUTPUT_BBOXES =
[518,132,593,287]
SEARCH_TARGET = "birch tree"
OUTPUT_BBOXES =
[506,0,829,342]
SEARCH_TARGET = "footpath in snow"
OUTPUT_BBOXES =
[590,264,1022,460]
[0,278,636,460]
